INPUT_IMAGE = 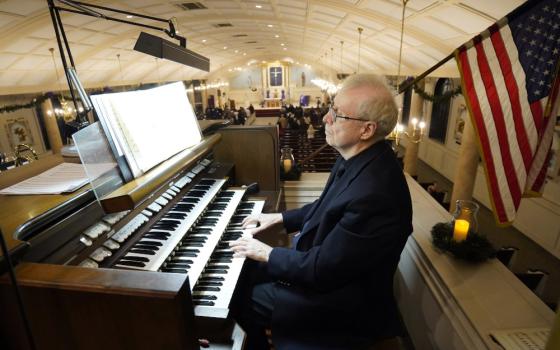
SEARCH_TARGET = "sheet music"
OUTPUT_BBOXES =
[490,327,550,350]
[0,163,89,195]
[91,82,202,178]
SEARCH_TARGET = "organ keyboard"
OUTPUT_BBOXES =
[0,133,278,350]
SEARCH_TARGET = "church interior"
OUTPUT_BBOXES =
[0,0,559,349]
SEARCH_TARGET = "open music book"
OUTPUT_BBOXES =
[91,82,202,178]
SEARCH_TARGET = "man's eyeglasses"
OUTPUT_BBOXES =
[328,107,369,123]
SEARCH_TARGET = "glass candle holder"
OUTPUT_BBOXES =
[452,199,479,242]
[280,147,295,173]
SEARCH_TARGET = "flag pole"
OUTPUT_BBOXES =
[397,52,455,94]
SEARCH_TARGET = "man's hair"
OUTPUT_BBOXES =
[339,74,398,139]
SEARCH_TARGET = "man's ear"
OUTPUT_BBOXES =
[361,121,377,140]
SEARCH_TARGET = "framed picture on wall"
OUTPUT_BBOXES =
[4,117,34,149]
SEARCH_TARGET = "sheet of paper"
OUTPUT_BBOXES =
[490,327,550,350]
[0,163,89,195]
[91,82,202,178]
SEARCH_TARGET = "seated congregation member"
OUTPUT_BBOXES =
[230,74,413,350]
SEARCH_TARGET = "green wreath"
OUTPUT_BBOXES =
[280,163,301,181]
[412,83,462,104]
[431,222,496,262]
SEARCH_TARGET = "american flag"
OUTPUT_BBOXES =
[456,0,560,225]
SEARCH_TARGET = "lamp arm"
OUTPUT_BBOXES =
[55,1,186,45]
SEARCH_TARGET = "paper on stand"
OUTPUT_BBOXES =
[0,163,89,195]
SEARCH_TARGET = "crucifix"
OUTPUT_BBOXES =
[270,67,282,86]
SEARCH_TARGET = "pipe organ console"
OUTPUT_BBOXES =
[0,132,278,350]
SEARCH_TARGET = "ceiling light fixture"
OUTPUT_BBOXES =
[202,39,207,43]
[357,27,363,73]
[340,40,344,75]
[396,0,409,90]
[275,34,279,38]
[267,24,273,28]
[256,5,262,8]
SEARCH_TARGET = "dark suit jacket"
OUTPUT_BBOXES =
[267,140,413,349]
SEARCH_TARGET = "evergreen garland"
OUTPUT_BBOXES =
[431,222,496,262]
[0,94,52,114]
[412,82,462,103]
[0,87,111,115]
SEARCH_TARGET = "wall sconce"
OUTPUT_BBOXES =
[388,117,426,146]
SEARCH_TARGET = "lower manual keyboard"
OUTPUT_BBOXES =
[192,199,265,318]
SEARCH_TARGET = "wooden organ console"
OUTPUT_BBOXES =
[0,127,281,350]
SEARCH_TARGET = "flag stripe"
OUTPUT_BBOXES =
[458,48,509,222]
[529,101,544,136]
[491,27,533,171]
[499,26,539,155]
[475,39,523,211]
[483,32,528,198]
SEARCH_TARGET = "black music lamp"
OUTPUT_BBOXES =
[47,0,211,122]
[134,32,210,72]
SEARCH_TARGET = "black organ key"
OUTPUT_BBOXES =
[197,219,218,226]
[203,211,222,217]
[176,248,201,253]
[192,295,218,300]
[138,240,163,247]
[174,252,197,257]
[134,244,159,251]
[188,190,206,197]
[191,228,212,235]
[171,257,193,263]
[194,185,211,191]
[154,219,182,227]
[210,257,233,263]
[218,191,235,197]
[193,300,215,306]
[198,276,225,282]
[238,203,255,209]
[117,260,146,267]
[203,269,228,274]
[194,286,221,292]
[236,209,253,215]
[144,232,171,240]
[162,267,188,273]
[207,264,230,270]
[208,204,227,211]
[164,212,186,219]
[198,179,216,185]
[197,281,223,287]
[165,262,191,269]
[129,248,156,255]
[181,237,207,243]
[217,242,231,249]
[121,256,150,262]
[212,251,234,257]
[213,198,231,203]
[181,197,199,203]
[181,242,204,247]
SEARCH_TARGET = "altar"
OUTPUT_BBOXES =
[264,98,282,108]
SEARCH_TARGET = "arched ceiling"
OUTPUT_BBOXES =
[0,0,525,95]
